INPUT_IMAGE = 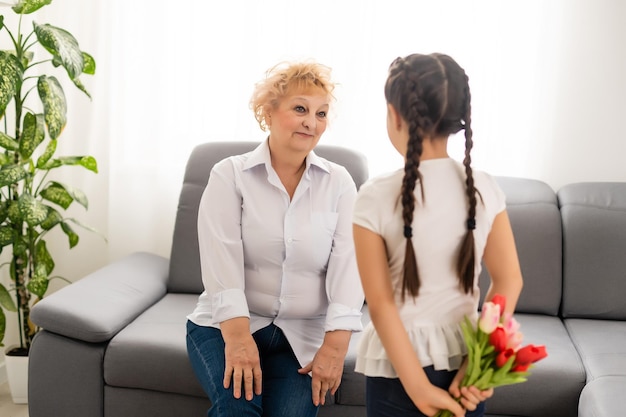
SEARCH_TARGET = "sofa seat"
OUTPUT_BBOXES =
[565,319,626,381]
[483,314,585,417]
[578,376,626,417]
[104,293,204,398]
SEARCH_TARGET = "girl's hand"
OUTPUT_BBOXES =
[448,359,494,411]
[412,383,466,417]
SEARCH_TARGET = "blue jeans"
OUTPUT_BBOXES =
[186,320,319,417]
[365,366,486,417]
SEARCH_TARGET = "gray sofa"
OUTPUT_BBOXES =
[28,141,626,417]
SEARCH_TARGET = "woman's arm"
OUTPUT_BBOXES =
[301,177,364,405]
[353,224,465,417]
[198,161,260,400]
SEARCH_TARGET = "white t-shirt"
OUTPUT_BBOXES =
[187,140,364,367]
[353,158,506,377]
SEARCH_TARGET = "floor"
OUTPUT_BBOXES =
[0,382,29,417]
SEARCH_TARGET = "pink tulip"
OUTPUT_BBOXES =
[507,331,524,351]
[502,314,520,335]
[479,302,501,334]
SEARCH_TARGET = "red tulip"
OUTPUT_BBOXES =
[491,294,507,315]
[489,326,508,352]
[496,348,515,368]
[514,344,548,366]
[512,364,530,372]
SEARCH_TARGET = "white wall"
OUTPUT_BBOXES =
[1,0,625,372]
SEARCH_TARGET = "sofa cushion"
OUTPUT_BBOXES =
[578,376,626,417]
[558,182,626,319]
[482,314,585,417]
[565,318,626,381]
[479,177,562,316]
[104,293,206,398]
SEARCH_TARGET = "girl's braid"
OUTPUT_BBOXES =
[457,72,478,294]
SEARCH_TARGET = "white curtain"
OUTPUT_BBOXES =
[2,0,626,297]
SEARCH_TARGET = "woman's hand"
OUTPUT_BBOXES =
[298,330,351,406]
[221,317,262,401]
[448,358,494,412]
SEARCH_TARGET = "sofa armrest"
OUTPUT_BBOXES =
[31,252,169,343]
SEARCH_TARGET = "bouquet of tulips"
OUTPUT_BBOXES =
[434,294,548,417]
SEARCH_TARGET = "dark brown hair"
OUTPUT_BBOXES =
[384,53,476,299]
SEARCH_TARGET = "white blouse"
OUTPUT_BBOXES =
[187,140,364,367]
[352,158,506,377]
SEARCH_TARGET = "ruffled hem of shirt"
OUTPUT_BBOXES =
[354,321,467,378]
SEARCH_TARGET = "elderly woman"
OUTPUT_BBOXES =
[186,61,364,417]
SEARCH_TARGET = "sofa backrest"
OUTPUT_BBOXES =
[559,182,626,320]
[478,176,563,316]
[167,141,369,294]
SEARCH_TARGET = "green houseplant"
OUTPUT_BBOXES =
[0,0,97,357]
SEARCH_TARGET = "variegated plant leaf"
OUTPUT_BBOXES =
[0,283,17,312]
[40,181,79,209]
[19,112,46,158]
[7,200,21,223]
[0,131,19,151]
[37,75,66,139]
[33,22,84,80]
[36,138,57,168]
[40,183,72,209]
[26,275,48,298]
[60,220,78,248]
[82,52,96,75]
[0,200,9,223]
[0,225,14,247]
[56,155,98,173]
[12,0,52,14]
[64,216,106,242]
[0,165,28,188]
[18,193,49,226]
[35,239,54,275]
[71,76,90,99]
[40,206,62,230]
[0,51,23,117]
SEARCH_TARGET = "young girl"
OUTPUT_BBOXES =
[352,53,524,417]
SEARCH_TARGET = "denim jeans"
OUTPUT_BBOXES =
[186,320,319,417]
[365,366,486,417]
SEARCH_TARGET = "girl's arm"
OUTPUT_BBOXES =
[353,224,465,417]
[449,210,524,402]
[482,210,524,314]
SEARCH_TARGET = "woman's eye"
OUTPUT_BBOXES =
[317,111,327,118]
[294,105,306,113]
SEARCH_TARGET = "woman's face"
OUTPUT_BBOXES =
[267,91,329,155]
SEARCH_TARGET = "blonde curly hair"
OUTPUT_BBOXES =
[250,60,336,132]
